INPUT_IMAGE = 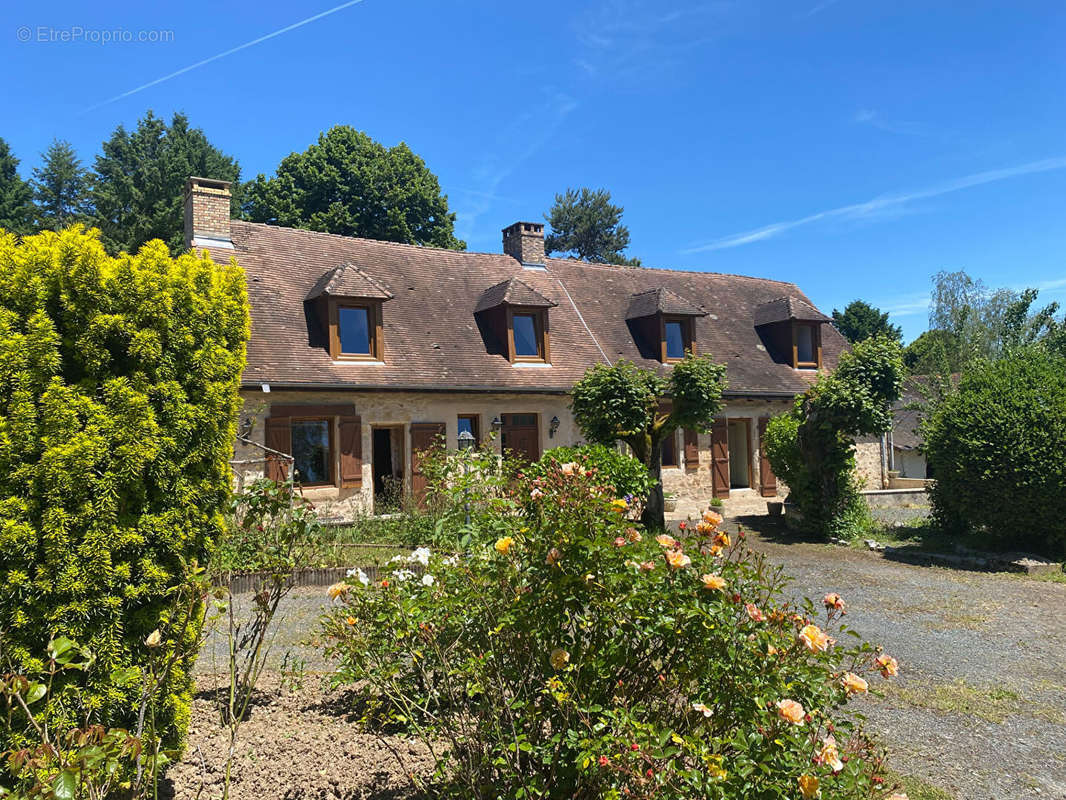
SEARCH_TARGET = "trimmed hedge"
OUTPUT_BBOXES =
[922,347,1066,555]
[0,227,248,749]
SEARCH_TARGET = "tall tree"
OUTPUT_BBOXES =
[243,126,464,250]
[831,299,902,344]
[544,187,641,266]
[32,139,91,230]
[570,355,726,530]
[0,138,34,235]
[91,111,241,254]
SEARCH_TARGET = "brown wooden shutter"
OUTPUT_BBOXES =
[339,415,363,488]
[683,429,699,472]
[264,417,291,482]
[410,423,446,507]
[758,416,777,497]
[710,418,730,499]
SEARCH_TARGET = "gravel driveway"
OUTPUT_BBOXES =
[196,520,1066,800]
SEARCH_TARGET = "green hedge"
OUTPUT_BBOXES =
[0,227,248,749]
[922,347,1066,555]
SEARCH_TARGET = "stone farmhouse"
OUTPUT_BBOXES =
[184,177,850,519]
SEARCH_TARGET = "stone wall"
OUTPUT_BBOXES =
[232,390,793,520]
[854,439,885,490]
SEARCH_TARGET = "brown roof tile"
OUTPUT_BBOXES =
[625,287,707,319]
[753,295,832,326]
[305,262,393,301]
[474,276,557,313]
[212,222,845,396]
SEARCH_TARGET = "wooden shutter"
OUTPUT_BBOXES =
[683,429,699,472]
[758,416,777,497]
[264,417,291,482]
[710,418,730,499]
[410,423,446,507]
[339,415,363,488]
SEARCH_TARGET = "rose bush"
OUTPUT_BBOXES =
[323,460,901,799]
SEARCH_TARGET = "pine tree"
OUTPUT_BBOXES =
[0,138,34,235]
[544,187,642,266]
[32,139,91,230]
[90,111,240,254]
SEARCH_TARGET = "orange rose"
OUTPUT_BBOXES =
[665,550,691,570]
[639,561,656,572]
[815,735,843,772]
[842,672,869,694]
[745,603,765,622]
[655,534,678,548]
[823,592,845,611]
[702,510,723,527]
[876,654,899,678]
[546,547,561,566]
[701,573,726,591]
[797,774,820,799]
[713,532,730,548]
[776,698,805,724]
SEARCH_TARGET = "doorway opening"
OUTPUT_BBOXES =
[371,426,404,513]
[727,419,752,489]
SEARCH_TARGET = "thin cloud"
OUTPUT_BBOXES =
[84,0,368,112]
[683,156,1066,254]
[805,0,844,17]
[882,295,931,317]
[853,108,938,137]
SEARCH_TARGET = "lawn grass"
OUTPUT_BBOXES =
[883,769,956,800]
[880,678,1065,725]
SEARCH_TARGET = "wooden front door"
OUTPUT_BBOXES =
[410,422,445,506]
[501,413,540,463]
[711,417,730,499]
[758,416,777,497]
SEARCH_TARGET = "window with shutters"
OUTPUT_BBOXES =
[264,407,362,490]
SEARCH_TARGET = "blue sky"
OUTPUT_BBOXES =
[4,0,1064,342]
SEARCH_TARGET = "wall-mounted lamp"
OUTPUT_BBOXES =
[549,415,561,439]
[458,429,475,451]
[491,416,503,431]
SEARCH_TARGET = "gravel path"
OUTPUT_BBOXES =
[193,521,1066,800]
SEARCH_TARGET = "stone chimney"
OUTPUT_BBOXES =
[184,177,233,249]
[502,221,545,267]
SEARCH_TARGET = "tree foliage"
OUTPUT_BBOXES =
[0,226,248,753]
[544,187,641,266]
[243,126,464,250]
[32,139,92,231]
[570,356,726,529]
[91,111,241,255]
[764,337,904,539]
[921,347,1066,555]
[831,300,901,344]
[0,138,33,236]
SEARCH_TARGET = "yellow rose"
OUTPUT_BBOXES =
[775,698,805,724]
[712,532,730,548]
[550,648,570,670]
[799,624,832,653]
[702,510,723,527]
[665,550,691,570]
[327,582,349,600]
[701,573,726,591]
[655,534,677,548]
[610,498,628,513]
[495,536,514,555]
[797,774,820,799]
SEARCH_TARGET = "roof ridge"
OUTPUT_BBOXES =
[545,255,801,287]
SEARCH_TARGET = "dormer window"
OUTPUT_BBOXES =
[753,295,829,370]
[793,322,821,369]
[475,278,557,364]
[626,288,706,364]
[306,262,392,363]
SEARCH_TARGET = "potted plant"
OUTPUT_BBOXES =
[708,497,724,510]
[766,500,784,516]
[663,492,678,512]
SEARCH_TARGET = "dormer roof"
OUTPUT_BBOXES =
[753,295,831,327]
[306,262,393,302]
[475,277,558,313]
[626,287,708,320]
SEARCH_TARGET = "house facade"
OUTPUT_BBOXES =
[184,177,848,520]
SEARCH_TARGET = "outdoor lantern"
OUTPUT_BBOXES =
[458,429,475,450]
[549,415,560,438]
[491,415,503,431]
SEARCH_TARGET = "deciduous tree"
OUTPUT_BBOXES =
[243,126,464,250]
[570,355,726,529]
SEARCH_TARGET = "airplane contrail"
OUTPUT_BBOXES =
[84,0,368,112]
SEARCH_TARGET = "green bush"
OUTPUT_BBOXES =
[526,443,653,502]
[922,347,1066,554]
[324,460,897,799]
[0,227,248,752]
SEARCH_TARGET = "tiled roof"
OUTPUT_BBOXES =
[474,277,557,313]
[211,222,846,396]
[753,295,832,326]
[305,262,393,301]
[625,287,707,319]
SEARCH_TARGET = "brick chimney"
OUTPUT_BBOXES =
[184,177,233,249]
[502,221,545,267]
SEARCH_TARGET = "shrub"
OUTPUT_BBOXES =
[922,347,1066,554]
[324,462,897,799]
[525,444,652,502]
[764,337,903,539]
[0,227,248,753]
